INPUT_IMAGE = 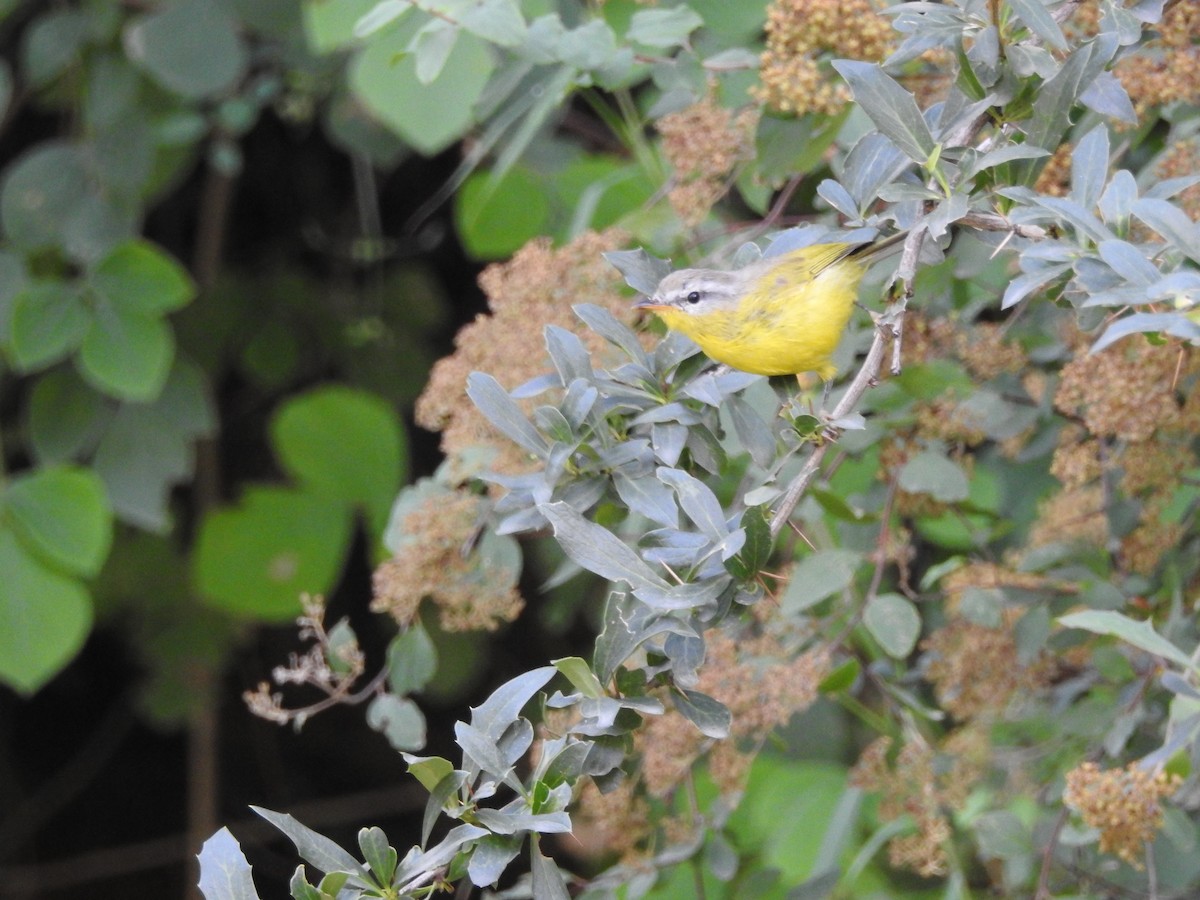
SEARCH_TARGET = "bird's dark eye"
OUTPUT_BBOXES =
[686,291,701,304]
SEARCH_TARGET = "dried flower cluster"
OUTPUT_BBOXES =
[1114,2,1200,115]
[922,618,1054,721]
[754,0,892,116]
[415,230,633,478]
[1063,761,1181,868]
[1048,340,1198,573]
[1034,142,1073,197]
[371,488,523,631]
[244,594,367,726]
[851,736,951,877]
[636,633,831,797]
[1157,139,1200,221]
[657,95,759,226]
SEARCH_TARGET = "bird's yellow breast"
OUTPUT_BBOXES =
[657,251,866,379]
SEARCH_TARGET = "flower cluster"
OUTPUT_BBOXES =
[754,0,892,116]
[657,94,759,226]
[1063,761,1181,868]
[1114,2,1200,115]
[371,489,523,631]
[415,230,633,478]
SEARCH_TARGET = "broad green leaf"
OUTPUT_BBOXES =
[352,0,410,38]
[456,165,551,260]
[0,528,92,694]
[657,467,728,541]
[725,504,772,581]
[194,487,353,620]
[92,359,214,531]
[387,621,438,695]
[1058,610,1196,671]
[270,386,408,537]
[627,6,703,48]
[350,26,494,156]
[197,828,261,900]
[604,247,672,296]
[831,61,936,164]
[898,450,970,502]
[863,593,921,659]
[79,302,174,401]
[1092,311,1200,353]
[124,0,248,99]
[90,240,195,315]
[469,834,523,889]
[10,281,90,371]
[27,369,113,464]
[21,9,90,87]
[4,466,112,577]
[460,0,526,47]
[780,549,862,613]
[302,0,380,53]
[367,693,427,751]
[0,141,89,249]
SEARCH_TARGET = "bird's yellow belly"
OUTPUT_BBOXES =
[688,267,860,378]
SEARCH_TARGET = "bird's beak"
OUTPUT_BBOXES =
[635,297,668,311]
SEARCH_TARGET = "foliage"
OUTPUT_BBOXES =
[5,0,1199,897]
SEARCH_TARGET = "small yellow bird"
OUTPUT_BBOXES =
[636,232,907,379]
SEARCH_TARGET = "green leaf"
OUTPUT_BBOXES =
[251,807,372,886]
[21,9,90,88]
[1131,198,1200,266]
[10,281,90,371]
[194,487,353,620]
[831,61,936,164]
[27,369,113,464]
[672,688,732,738]
[4,466,112,577]
[404,754,454,792]
[270,386,408,537]
[91,359,214,531]
[460,0,526,47]
[552,656,605,699]
[90,240,195,315]
[350,26,495,156]
[387,621,438,695]
[1015,40,1097,183]
[358,827,398,885]
[412,20,458,84]
[863,593,921,659]
[79,302,174,401]
[538,501,669,591]
[898,450,970,502]
[0,141,90,250]
[456,165,551,260]
[818,657,860,693]
[197,828,261,900]
[725,504,772,581]
[1058,610,1196,672]
[1007,0,1068,50]
[302,0,380,53]
[780,549,862,614]
[466,371,549,456]
[125,0,249,99]
[530,838,571,900]
[627,5,703,48]
[0,527,93,694]
[367,693,427,751]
